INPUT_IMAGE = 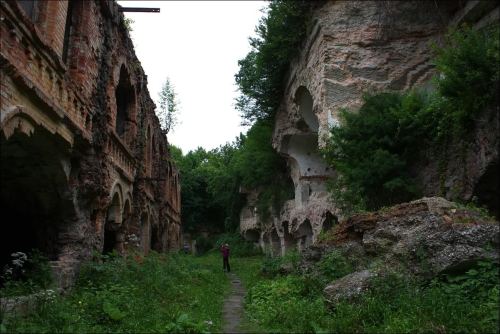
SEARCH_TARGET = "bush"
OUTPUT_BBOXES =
[260,250,299,277]
[324,92,425,212]
[316,250,354,283]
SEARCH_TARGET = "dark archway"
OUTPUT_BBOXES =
[244,229,260,243]
[103,192,121,254]
[322,211,338,233]
[473,159,499,220]
[151,223,161,252]
[115,65,135,139]
[1,129,73,278]
[282,221,295,253]
[296,219,313,251]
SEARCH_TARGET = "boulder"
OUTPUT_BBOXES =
[326,197,499,277]
[321,197,499,306]
[324,270,376,305]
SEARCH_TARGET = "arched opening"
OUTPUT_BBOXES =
[295,86,318,132]
[282,221,295,253]
[151,223,160,252]
[141,212,150,254]
[244,229,260,243]
[322,211,338,233]
[103,192,121,254]
[18,0,39,21]
[473,159,499,220]
[280,86,333,208]
[271,229,281,257]
[115,65,135,140]
[296,219,313,251]
[62,0,76,63]
[1,129,73,283]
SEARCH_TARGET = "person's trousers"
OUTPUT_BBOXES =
[223,257,230,272]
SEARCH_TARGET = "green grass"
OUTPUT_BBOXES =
[2,252,229,333]
[3,252,497,334]
[237,256,499,334]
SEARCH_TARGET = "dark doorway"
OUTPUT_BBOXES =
[1,129,72,281]
[103,193,121,254]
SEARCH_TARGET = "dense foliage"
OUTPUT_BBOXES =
[3,253,229,333]
[240,254,499,333]
[324,24,500,212]
[235,0,314,123]
[173,121,292,236]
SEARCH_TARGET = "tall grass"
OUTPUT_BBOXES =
[239,256,499,333]
[2,252,229,333]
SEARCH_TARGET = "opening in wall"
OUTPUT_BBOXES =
[62,0,75,63]
[1,129,74,285]
[115,65,136,140]
[17,0,39,21]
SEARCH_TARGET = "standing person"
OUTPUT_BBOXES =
[221,243,230,272]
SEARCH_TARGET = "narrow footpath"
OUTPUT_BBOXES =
[222,273,246,333]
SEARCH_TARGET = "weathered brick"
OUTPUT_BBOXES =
[0,0,181,287]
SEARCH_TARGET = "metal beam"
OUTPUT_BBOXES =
[119,7,160,13]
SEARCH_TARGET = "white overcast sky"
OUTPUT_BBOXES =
[118,1,266,153]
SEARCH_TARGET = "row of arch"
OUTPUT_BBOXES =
[102,182,173,255]
[244,212,338,256]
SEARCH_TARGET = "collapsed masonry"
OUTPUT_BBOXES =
[0,0,181,288]
[240,0,499,255]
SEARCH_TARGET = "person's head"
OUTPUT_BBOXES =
[225,243,229,248]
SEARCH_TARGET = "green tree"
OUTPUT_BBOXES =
[157,77,179,134]
[235,1,314,123]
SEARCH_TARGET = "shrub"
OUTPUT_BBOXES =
[324,92,425,212]
[260,250,300,277]
[316,250,354,283]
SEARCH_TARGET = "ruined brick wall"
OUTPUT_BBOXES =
[1,0,181,288]
[240,0,499,256]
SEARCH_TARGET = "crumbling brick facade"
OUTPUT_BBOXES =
[0,0,181,287]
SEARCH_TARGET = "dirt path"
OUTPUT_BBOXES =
[222,273,246,333]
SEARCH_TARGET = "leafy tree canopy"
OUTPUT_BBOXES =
[172,121,293,234]
[235,0,314,123]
